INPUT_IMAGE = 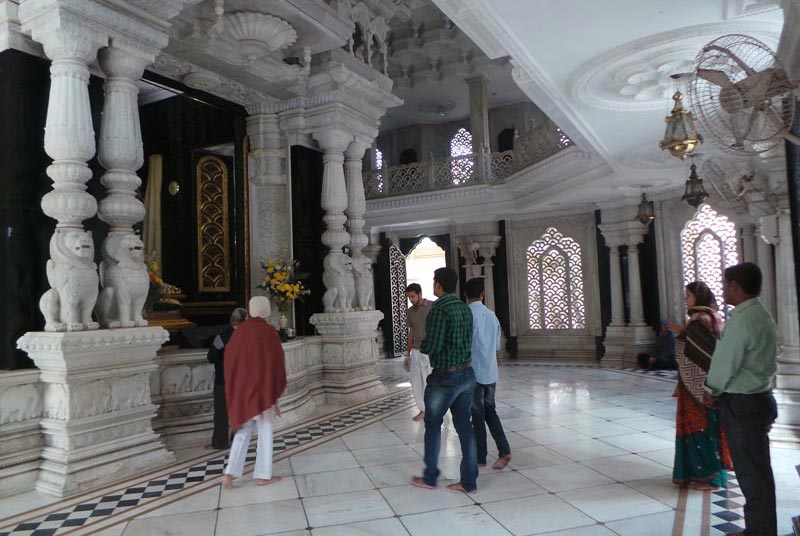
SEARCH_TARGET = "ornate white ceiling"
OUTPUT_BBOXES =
[430,0,787,213]
[569,22,780,112]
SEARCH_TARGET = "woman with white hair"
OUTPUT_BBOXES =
[222,296,286,488]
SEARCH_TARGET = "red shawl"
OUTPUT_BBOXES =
[224,317,287,432]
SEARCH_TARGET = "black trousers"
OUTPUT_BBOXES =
[719,391,778,536]
[212,384,230,449]
[471,382,511,464]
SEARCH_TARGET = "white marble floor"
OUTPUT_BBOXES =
[4,365,799,536]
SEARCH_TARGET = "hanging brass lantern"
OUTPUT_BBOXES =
[659,91,703,160]
[682,164,709,208]
[635,190,655,225]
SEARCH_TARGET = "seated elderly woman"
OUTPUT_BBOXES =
[636,320,676,370]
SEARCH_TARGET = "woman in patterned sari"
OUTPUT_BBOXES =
[669,281,733,490]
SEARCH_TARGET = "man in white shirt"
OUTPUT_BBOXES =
[465,278,511,470]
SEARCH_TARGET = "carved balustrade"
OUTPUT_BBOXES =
[363,125,574,199]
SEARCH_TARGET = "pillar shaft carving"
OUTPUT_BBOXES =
[315,128,355,312]
[26,24,105,332]
[346,138,374,311]
[247,111,290,311]
[96,46,152,328]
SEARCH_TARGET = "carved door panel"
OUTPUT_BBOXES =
[389,244,408,356]
[180,152,242,322]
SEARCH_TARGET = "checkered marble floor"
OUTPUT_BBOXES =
[2,366,797,536]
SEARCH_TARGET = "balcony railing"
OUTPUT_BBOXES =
[364,125,574,199]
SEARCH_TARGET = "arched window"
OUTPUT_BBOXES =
[449,127,474,185]
[527,227,585,330]
[680,204,739,313]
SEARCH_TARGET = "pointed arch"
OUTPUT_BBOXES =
[680,204,739,313]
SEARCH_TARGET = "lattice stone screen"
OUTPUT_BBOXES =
[680,204,739,313]
[449,128,474,185]
[388,244,408,355]
[526,227,586,330]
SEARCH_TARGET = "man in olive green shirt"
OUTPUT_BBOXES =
[705,262,778,536]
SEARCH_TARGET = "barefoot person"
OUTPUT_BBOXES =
[405,283,433,422]
[412,267,478,494]
[465,278,511,470]
[705,263,779,536]
[222,296,286,489]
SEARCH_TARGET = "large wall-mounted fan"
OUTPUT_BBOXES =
[689,34,799,155]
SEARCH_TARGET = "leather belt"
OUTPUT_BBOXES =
[434,362,471,373]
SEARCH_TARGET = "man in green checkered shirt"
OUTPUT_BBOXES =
[412,267,478,493]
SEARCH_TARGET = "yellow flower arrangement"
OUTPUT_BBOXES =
[257,259,310,313]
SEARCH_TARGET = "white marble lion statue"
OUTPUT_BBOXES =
[39,229,100,332]
[351,253,374,311]
[322,252,355,312]
[96,233,150,328]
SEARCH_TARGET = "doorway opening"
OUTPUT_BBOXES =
[405,237,446,304]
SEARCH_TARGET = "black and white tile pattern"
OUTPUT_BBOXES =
[711,475,745,534]
[0,389,414,536]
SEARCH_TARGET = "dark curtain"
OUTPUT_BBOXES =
[291,146,325,336]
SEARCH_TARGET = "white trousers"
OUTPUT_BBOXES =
[224,407,274,479]
[409,349,432,411]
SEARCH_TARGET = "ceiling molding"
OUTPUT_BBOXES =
[725,0,781,20]
[569,21,782,112]
[431,0,508,59]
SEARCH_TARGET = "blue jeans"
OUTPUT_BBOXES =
[471,382,511,464]
[422,367,478,491]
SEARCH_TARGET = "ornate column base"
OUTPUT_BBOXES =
[602,325,653,369]
[310,311,386,405]
[773,344,800,447]
[17,328,175,496]
[602,324,631,368]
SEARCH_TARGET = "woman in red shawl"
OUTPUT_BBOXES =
[222,296,287,489]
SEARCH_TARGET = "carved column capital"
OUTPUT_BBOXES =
[345,137,372,161]
[314,128,353,155]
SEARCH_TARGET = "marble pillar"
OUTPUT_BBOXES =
[467,76,490,181]
[478,237,501,311]
[24,19,104,332]
[756,220,776,317]
[247,109,290,297]
[599,221,652,368]
[96,46,151,328]
[608,246,625,327]
[345,138,374,311]
[741,223,757,264]
[315,128,355,313]
[766,210,800,446]
[626,240,645,327]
